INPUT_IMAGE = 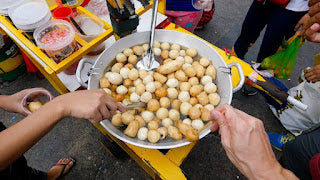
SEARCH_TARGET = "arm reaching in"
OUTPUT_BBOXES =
[0,89,124,171]
[210,105,298,180]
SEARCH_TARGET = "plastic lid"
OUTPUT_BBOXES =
[9,1,50,26]
[34,19,76,51]
[0,0,25,16]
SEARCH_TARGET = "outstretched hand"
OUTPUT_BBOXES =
[209,105,286,179]
[2,88,52,116]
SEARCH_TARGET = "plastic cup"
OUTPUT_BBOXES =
[20,89,54,115]
[75,15,105,56]
[52,6,73,22]
[34,19,79,75]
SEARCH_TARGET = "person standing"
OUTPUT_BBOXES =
[233,0,309,63]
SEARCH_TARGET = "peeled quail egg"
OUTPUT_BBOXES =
[141,111,154,123]
[143,75,154,85]
[123,48,134,56]
[192,119,204,130]
[128,68,139,81]
[182,118,192,126]
[128,55,138,64]
[130,93,140,103]
[133,46,144,56]
[156,108,169,119]
[169,109,180,121]
[167,88,178,99]
[201,75,213,85]
[180,50,186,56]
[140,92,152,103]
[108,72,122,85]
[186,48,197,57]
[120,67,130,79]
[169,50,179,59]
[166,78,179,88]
[180,102,192,115]
[116,85,128,95]
[199,57,210,67]
[208,93,220,106]
[204,83,217,94]
[153,48,161,56]
[146,82,156,93]
[178,91,191,102]
[162,118,173,127]
[116,53,127,63]
[160,97,170,108]
[160,42,170,50]
[137,127,148,140]
[171,44,181,51]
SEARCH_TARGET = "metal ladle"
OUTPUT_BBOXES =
[136,0,160,70]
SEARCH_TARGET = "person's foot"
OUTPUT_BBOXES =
[268,132,295,151]
[47,158,75,180]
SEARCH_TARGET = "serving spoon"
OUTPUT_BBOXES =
[136,0,160,70]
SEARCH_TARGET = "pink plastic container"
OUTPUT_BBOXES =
[34,19,79,75]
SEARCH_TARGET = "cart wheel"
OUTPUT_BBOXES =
[99,136,128,160]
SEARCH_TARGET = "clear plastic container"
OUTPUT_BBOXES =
[8,0,51,32]
[75,14,105,56]
[0,0,26,16]
[34,19,79,75]
[192,0,212,10]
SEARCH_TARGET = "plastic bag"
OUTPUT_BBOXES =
[261,35,304,79]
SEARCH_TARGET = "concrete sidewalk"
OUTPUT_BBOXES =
[1,0,319,179]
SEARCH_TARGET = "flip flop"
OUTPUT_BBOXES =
[53,157,76,179]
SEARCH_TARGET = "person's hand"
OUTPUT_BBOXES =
[300,2,320,36]
[209,105,284,179]
[309,0,320,7]
[3,88,52,116]
[305,23,320,42]
[295,14,311,32]
[305,64,320,82]
[52,89,125,123]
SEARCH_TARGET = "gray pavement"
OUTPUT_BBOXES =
[1,0,319,179]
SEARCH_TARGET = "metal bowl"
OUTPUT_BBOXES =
[77,29,244,149]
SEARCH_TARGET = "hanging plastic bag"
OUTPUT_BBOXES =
[261,35,304,79]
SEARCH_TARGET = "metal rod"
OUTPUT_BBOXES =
[144,0,158,68]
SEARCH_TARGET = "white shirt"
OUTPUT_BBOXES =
[286,0,309,12]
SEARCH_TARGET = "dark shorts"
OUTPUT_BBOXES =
[282,126,320,180]
[0,122,47,180]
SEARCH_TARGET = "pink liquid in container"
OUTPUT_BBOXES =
[34,19,79,75]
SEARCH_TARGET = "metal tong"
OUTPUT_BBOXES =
[136,0,160,70]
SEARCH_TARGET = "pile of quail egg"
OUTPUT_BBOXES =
[99,41,220,143]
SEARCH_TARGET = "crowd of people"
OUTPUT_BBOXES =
[1,0,320,179]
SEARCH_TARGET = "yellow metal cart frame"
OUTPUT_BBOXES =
[0,2,264,179]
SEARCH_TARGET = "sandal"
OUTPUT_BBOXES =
[53,157,76,179]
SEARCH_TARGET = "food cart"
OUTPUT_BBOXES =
[0,0,264,179]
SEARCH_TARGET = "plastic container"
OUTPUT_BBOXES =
[0,0,26,16]
[34,19,79,75]
[191,0,212,10]
[75,15,105,56]
[20,89,54,115]
[8,0,52,32]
